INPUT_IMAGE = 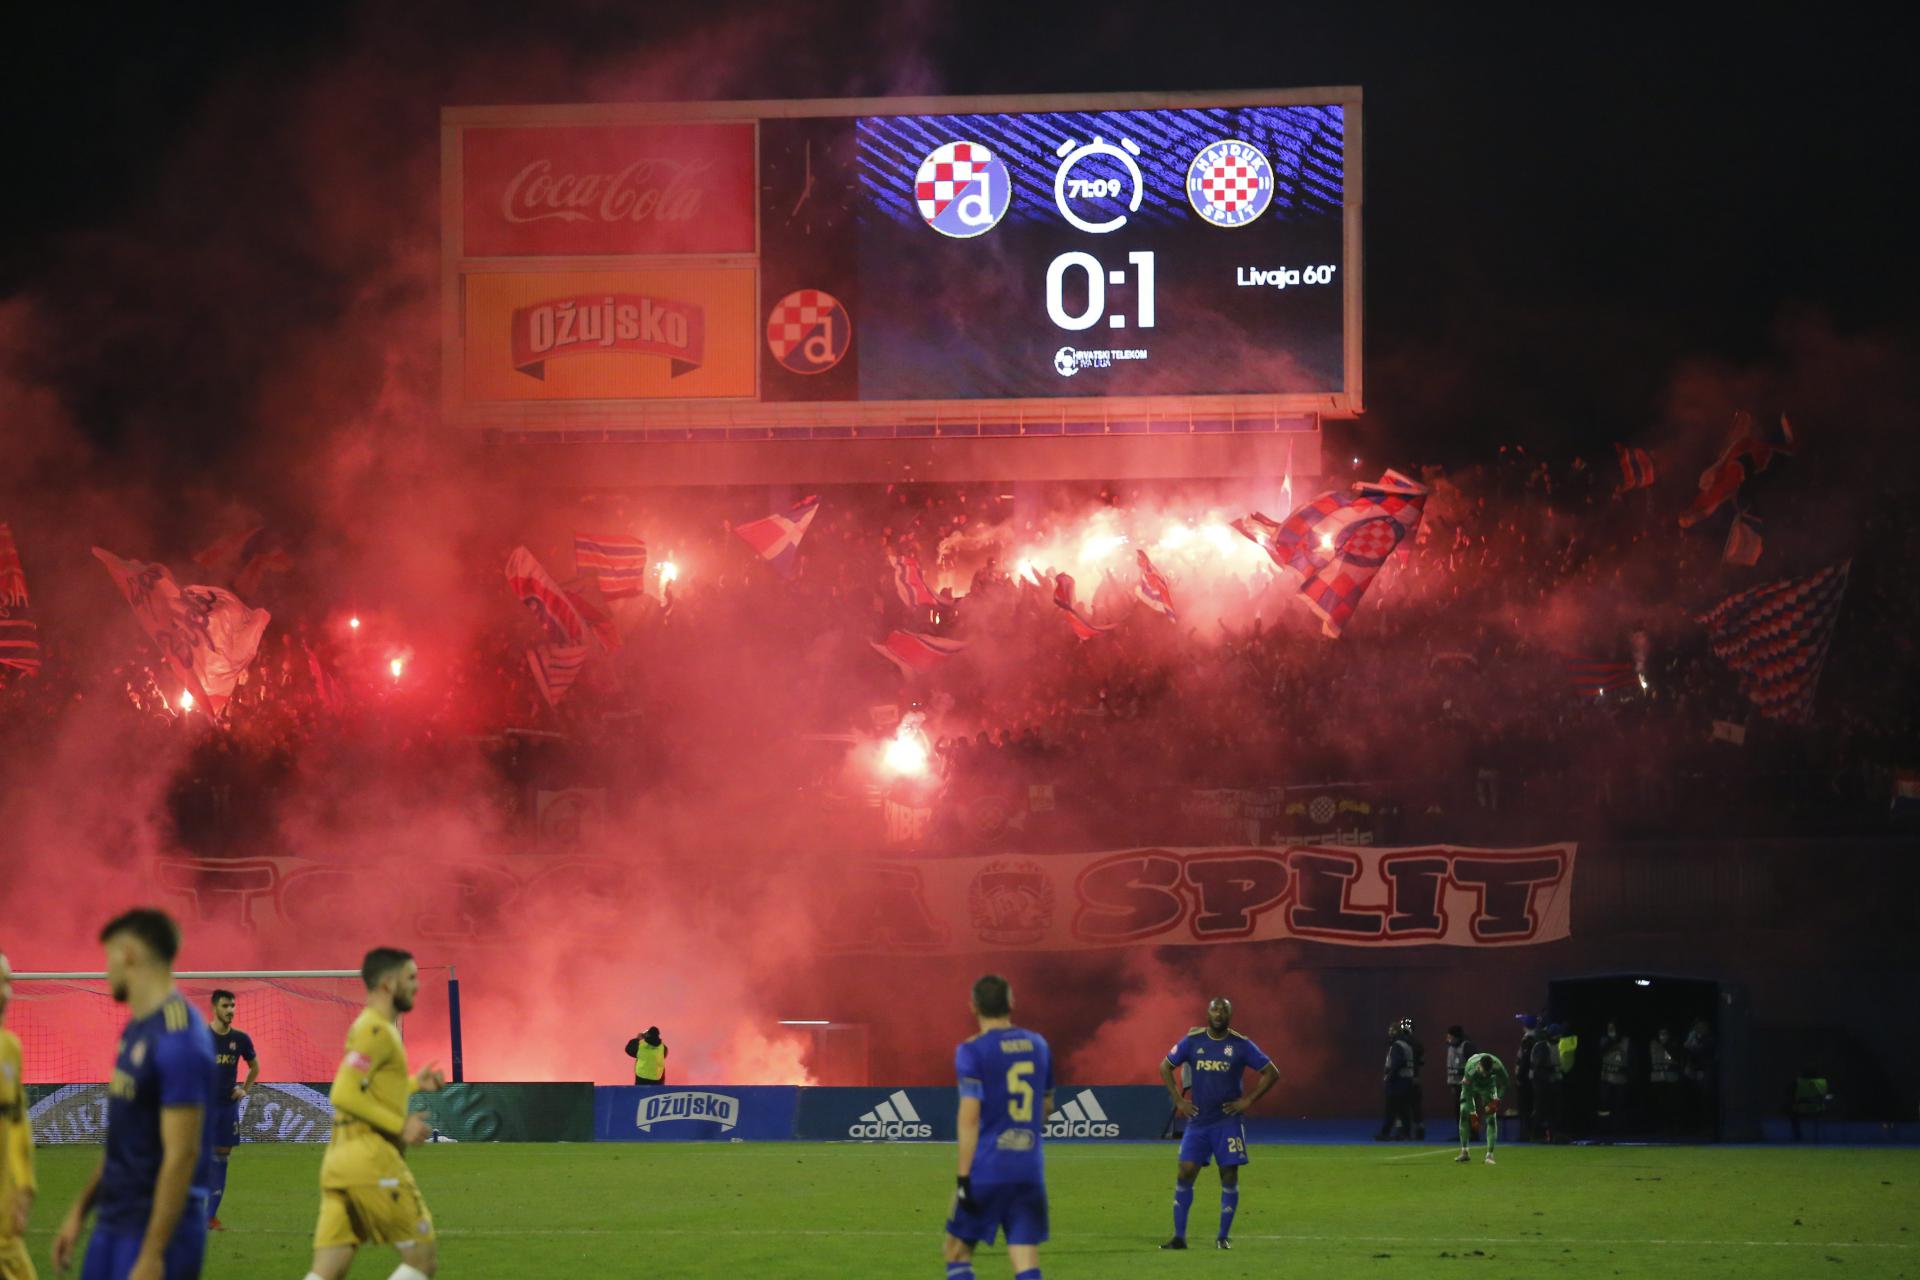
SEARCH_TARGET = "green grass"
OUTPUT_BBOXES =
[19,1142,1919,1278]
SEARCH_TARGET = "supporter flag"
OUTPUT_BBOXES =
[192,524,263,575]
[1053,573,1115,641]
[1711,720,1747,745]
[528,644,590,709]
[1614,443,1657,493]
[1260,470,1429,638]
[733,495,820,578]
[505,546,586,646]
[1280,437,1296,520]
[1698,560,1849,723]
[1679,411,1798,529]
[1563,657,1637,700]
[92,548,270,715]
[194,525,291,599]
[891,553,938,609]
[869,629,968,678]
[301,638,343,713]
[1723,511,1764,566]
[565,589,620,653]
[0,522,40,677]
[1893,769,1920,812]
[1230,512,1286,567]
[1133,549,1177,621]
[574,532,648,599]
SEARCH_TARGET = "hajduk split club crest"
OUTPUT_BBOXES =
[1187,138,1274,228]
[914,141,1011,238]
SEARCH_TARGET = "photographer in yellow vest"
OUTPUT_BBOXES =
[624,1027,668,1086]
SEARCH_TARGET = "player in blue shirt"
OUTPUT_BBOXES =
[944,974,1051,1280]
[203,990,257,1231]
[52,910,218,1280]
[1158,997,1280,1251]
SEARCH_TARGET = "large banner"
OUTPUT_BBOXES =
[827,844,1576,954]
[134,845,1569,953]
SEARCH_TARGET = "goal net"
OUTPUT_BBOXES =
[8,970,374,1084]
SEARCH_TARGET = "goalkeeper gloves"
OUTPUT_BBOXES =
[955,1175,981,1213]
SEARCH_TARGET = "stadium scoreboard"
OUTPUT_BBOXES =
[442,89,1359,478]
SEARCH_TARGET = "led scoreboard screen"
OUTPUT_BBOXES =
[444,89,1360,434]
[759,103,1349,403]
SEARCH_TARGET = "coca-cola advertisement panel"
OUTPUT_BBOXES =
[462,268,758,402]
[462,124,756,257]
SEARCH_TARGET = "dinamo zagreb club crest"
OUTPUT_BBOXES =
[915,141,1011,238]
[767,289,851,375]
[1187,139,1274,228]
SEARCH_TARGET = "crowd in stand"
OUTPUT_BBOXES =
[2,447,1916,853]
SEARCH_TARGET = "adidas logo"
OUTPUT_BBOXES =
[849,1090,933,1139]
[1044,1088,1120,1138]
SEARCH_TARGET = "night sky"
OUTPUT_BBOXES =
[2,2,1913,469]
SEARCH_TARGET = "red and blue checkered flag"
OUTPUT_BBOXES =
[734,496,820,579]
[1698,560,1849,723]
[1266,470,1428,637]
[1133,549,1177,621]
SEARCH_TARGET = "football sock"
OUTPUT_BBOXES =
[1173,1181,1194,1239]
[1486,1114,1499,1152]
[1218,1186,1239,1238]
[207,1151,229,1221]
[1016,1270,1042,1279]
[388,1266,431,1280]
[945,1264,975,1280]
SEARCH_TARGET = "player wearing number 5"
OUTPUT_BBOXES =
[1159,997,1279,1251]
[944,975,1051,1280]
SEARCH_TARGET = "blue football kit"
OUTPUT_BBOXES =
[946,1027,1052,1248]
[84,993,218,1280]
[1165,1026,1274,1246]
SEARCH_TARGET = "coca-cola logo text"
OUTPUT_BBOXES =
[460,123,754,257]
[502,157,714,227]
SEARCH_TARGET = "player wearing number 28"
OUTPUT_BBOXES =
[1159,997,1280,1251]
[943,974,1052,1280]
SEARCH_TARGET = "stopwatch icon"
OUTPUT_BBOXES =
[1053,135,1144,234]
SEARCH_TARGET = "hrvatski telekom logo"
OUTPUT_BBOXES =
[915,142,1011,238]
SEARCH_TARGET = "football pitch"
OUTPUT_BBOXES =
[22,1141,1918,1278]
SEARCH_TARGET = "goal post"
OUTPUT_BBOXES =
[6,967,464,1084]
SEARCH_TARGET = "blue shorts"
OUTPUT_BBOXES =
[83,1204,208,1280]
[212,1100,241,1149]
[945,1179,1049,1247]
[1178,1120,1251,1168]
